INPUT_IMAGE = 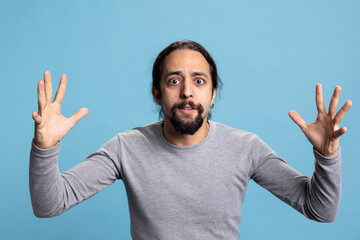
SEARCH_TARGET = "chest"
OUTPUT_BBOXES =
[121,149,252,221]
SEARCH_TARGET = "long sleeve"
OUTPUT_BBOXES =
[29,136,122,218]
[28,121,343,239]
[251,137,341,222]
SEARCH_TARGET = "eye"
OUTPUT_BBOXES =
[168,78,180,85]
[195,78,205,85]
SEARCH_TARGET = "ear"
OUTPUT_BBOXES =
[152,87,162,105]
[211,87,218,106]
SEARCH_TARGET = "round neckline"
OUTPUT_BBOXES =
[156,120,215,153]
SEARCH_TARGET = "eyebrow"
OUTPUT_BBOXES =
[164,71,182,78]
[164,71,209,78]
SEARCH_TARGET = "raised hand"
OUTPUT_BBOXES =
[289,84,352,157]
[32,71,89,149]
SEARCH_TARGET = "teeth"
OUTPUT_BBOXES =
[184,107,192,110]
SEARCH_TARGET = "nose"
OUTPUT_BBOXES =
[180,79,193,99]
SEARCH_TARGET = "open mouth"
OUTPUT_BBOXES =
[178,105,197,115]
[182,105,196,110]
[172,101,202,116]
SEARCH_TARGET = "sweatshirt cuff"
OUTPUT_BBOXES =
[31,138,61,156]
[313,147,341,165]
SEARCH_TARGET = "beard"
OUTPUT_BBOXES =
[165,100,205,135]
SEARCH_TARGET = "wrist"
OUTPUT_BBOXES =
[314,147,340,158]
[34,139,56,150]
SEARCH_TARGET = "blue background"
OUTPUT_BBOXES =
[1,0,359,239]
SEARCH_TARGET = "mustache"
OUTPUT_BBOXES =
[171,101,204,114]
[173,100,196,109]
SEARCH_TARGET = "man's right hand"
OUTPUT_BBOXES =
[32,71,89,149]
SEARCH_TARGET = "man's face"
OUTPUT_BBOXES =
[153,49,217,135]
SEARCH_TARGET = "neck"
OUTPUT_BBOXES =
[162,117,210,146]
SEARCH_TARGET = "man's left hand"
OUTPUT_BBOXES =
[289,83,352,157]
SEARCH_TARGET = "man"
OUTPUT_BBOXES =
[30,40,352,239]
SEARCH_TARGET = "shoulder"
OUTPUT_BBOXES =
[210,122,277,166]
[98,122,162,153]
[210,121,272,152]
[211,121,259,142]
[115,121,162,144]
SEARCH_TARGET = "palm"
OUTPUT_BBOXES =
[32,71,88,149]
[302,112,339,156]
[35,103,71,148]
[289,84,352,157]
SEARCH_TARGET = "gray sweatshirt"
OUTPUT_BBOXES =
[29,121,341,239]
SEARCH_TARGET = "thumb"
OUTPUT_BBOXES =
[288,110,307,131]
[32,111,42,124]
[69,108,89,125]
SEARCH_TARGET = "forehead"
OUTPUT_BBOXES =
[162,49,210,75]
